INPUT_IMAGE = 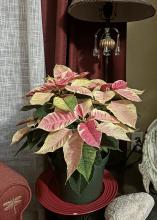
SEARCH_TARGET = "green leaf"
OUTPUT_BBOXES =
[101,134,121,151]
[53,95,77,112]
[27,129,48,150]
[101,147,109,153]
[64,95,77,111]
[94,150,104,166]
[28,134,47,150]
[68,171,88,195]
[21,105,41,111]
[33,105,52,119]
[15,129,48,155]
[77,144,97,182]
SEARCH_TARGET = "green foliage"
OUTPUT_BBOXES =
[27,129,48,150]
[33,105,52,119]
[16,129,48,155]
[21,102,53,119]
[67,119,80,130]
[101,134,121,152]
[68,171,88,195]
[53,95,77,111]
[94,150,104,166]
[77,144,97,182]
[64,95,77,111]
[21,105,41,111]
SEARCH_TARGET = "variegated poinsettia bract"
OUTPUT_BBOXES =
[12,64,143,182]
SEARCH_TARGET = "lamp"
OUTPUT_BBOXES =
[68,0,155,22]
[68,0,155,58]
[68,0,155,80]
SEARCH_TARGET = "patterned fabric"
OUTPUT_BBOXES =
[0,0,45,219]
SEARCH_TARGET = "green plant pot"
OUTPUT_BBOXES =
[48,150,109,204]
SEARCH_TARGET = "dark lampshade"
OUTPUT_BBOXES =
[68,0,156,22]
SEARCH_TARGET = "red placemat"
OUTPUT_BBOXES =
[36,169,118,216]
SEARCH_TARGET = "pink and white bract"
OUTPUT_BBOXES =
[12,65,143,180]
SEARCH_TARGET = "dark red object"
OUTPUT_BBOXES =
[0,162,32,220]
[36,169,118,216]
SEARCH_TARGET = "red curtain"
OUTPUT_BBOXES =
[41,0,126,82]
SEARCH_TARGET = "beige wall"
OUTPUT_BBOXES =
[127,0,157,131]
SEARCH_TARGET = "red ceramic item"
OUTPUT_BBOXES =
[36,169,118,216]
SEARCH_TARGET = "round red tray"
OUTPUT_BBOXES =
[36,169,118,216]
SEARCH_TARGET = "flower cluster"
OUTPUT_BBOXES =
[12,65,143,181]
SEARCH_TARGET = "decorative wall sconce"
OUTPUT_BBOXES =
[68,0,155,57]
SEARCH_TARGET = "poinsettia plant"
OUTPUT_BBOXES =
[12,64,143,183]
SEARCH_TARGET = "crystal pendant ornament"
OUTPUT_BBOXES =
[93,34,100,58]
[115,32,120,56]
